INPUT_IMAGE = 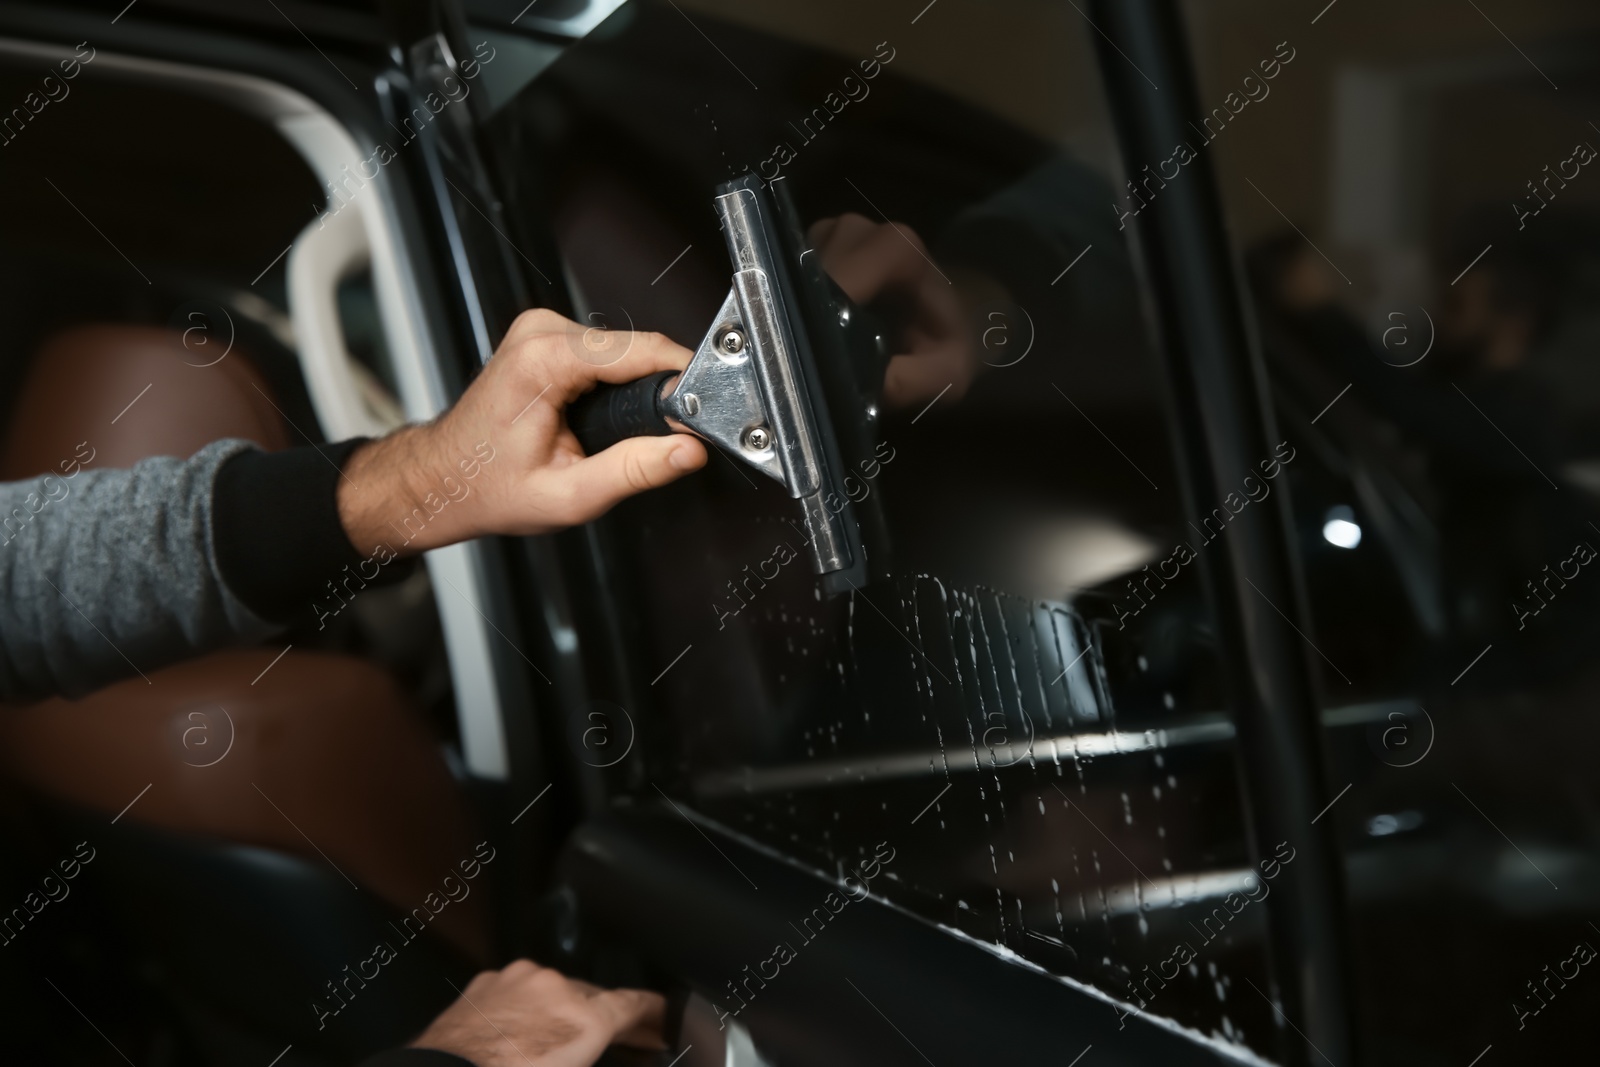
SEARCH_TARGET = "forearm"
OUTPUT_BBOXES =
[0,437,410,701]
[0,309,703,703]
[334,422,485,559]
[0,439,274,700]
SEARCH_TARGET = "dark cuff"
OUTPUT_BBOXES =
[212,440,419,625]
[356,1050,476,1067]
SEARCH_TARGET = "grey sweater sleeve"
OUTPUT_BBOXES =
[0,436,418,702]
[0,439,277,701]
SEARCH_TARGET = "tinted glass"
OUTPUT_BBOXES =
[1192,1,1600,1061]
[491,1,1290,1055]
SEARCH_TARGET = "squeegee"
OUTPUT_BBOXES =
[569,173,889,586]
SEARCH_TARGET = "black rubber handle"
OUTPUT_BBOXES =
[569,370,677,454]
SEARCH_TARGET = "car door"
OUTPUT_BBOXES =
[1188,1,1600,1063]
[445,1,1352,1064]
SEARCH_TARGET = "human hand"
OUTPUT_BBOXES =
[409,960,667,1067]
[337,308,708,557]
[808,213,977,411]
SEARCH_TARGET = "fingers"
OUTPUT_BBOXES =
[562,327,694,397]
[500,959,543,981]
[509,962,664,1047]
[811,212,875,255]
[817,218,940,307]
[547,434,708,524]
[592,988,668,1050]
[498,308,695,407]
[884,350,964,409]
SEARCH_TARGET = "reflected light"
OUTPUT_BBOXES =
[1367,810,1424,837]
[1322,505,1361,549]
[1031,516,1160,594]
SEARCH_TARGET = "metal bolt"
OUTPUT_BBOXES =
[744,426,771,451]
[682,393,701,416]
[719,328,746,355]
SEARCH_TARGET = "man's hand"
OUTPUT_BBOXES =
[410,960,666,1067]
[808,213,979,411]
[337,308,708,557]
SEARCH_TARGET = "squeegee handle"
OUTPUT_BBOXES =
[568,370,679,455]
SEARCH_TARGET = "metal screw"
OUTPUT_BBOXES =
[682,393,701,416]
[744,426,771,451]
[719,327,746,355]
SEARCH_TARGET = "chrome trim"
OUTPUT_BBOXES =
[692,700,1417,799]
[693,717,1237,797]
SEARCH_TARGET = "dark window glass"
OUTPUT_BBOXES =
[1194,2,1600,1061]
[489,1,1295,1054]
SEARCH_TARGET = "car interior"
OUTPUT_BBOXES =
[0,1,1598,1065]
[0,57,489,1065]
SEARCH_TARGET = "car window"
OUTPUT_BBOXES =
[1190,0,1600,1060]
[486,1,1284,1054]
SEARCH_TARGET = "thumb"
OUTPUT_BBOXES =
[552,434,707,522]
